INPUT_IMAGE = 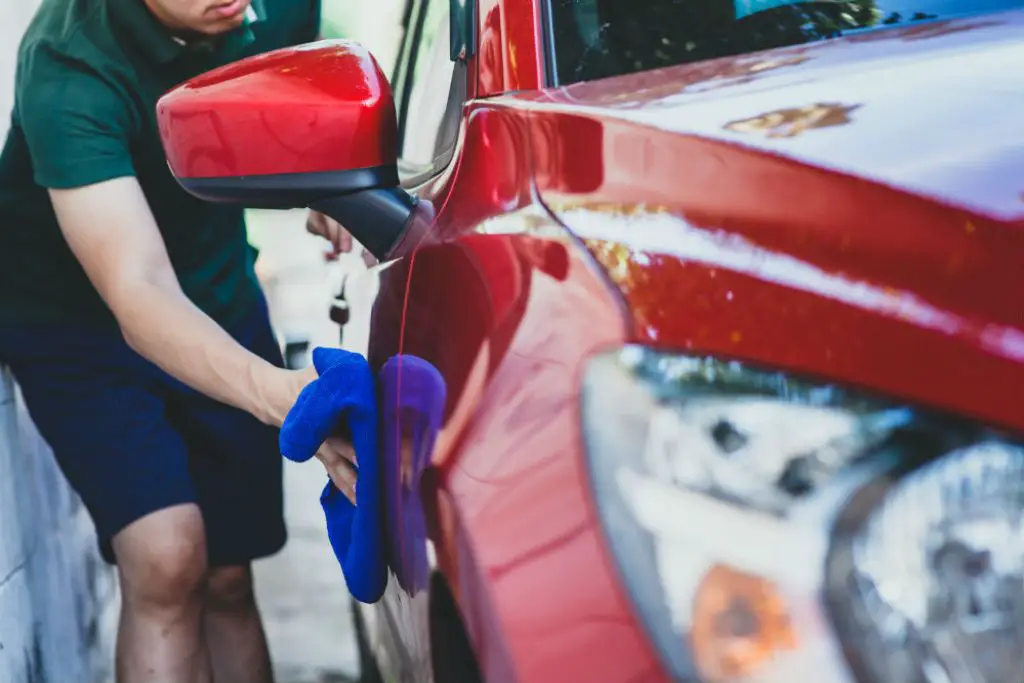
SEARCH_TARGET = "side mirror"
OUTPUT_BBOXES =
[156,40,415,260]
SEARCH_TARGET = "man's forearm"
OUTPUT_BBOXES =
[110,278,306,427]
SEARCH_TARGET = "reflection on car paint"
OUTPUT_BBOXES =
[567,205,1024,363]
[723,102,861,138]
[844,16,1005,41]
[548,0,1024,84]
[518,16,1024,219]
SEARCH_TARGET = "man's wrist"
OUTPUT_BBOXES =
[254,364,316,428]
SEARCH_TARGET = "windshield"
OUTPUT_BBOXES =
[548,0,1024,85]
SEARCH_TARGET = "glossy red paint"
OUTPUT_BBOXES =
[507,13,1024,431]
[476,0,545,97]
[358,13,1023,680]
[517,109,1024,427]
[523,12,1024,220]
[398,232,658,683]
[156,41,396,179]
[476,2,504,96]
[346,95,666,682]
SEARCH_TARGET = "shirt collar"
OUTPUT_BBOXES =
[107,0,185,65]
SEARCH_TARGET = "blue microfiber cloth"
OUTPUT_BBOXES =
[279,347,385,604]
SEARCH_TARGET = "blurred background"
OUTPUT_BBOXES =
[0,2,404,682]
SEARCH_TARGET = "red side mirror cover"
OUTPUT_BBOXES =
[157,40,397,181]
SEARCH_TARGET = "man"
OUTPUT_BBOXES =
[0,1,360,681]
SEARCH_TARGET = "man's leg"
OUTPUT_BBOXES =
[112,504,212,683]
[204,565,274,683]
[167,297,287,683]
[1,325,216,683]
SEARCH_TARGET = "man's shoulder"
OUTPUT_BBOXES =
[19,0,128,87]
[14,2,137,169]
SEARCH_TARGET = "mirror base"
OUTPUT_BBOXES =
[178,165,401,209]
[311,188,417,261]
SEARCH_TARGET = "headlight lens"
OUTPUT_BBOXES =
[580,346,1023,683]
[829,441,1024,683]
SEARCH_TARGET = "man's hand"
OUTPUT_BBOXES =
[263,363,358,503]
[316,436,358,504]
[286,362,358,501]
[306,210,377,267]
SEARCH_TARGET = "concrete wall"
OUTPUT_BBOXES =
[0,374,119,683]
[1,3,119,682]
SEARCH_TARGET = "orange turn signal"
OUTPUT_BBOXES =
[690,564,798,682]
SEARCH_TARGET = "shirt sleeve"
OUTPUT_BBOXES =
[17,45,137,190]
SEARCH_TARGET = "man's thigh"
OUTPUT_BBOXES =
[168,299,288,567]
[170,394,287,567]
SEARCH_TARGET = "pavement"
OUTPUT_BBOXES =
[248,209,369,683]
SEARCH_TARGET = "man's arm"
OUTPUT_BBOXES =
[51,177,312,427]
[23,54,356,498]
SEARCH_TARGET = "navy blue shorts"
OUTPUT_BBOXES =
[0,299,287,566]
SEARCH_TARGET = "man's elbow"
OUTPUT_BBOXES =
[100,268,180,342]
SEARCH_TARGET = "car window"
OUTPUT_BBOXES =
[397,0,464,173]
[548,0,1024,85]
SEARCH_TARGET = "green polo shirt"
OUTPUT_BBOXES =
[0,0,320,327]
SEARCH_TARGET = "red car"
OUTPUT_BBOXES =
[157,0,1024,681]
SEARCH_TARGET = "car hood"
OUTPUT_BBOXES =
[505,11,1024,429]
[525,9,1024,220]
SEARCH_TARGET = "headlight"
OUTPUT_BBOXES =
[580,346,1023,683]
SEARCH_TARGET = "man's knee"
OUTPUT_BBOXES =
[206,565,255,613]
[114,504,208,609]
[121,536,207,608]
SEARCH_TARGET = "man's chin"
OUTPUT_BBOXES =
[196,13,246,36]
